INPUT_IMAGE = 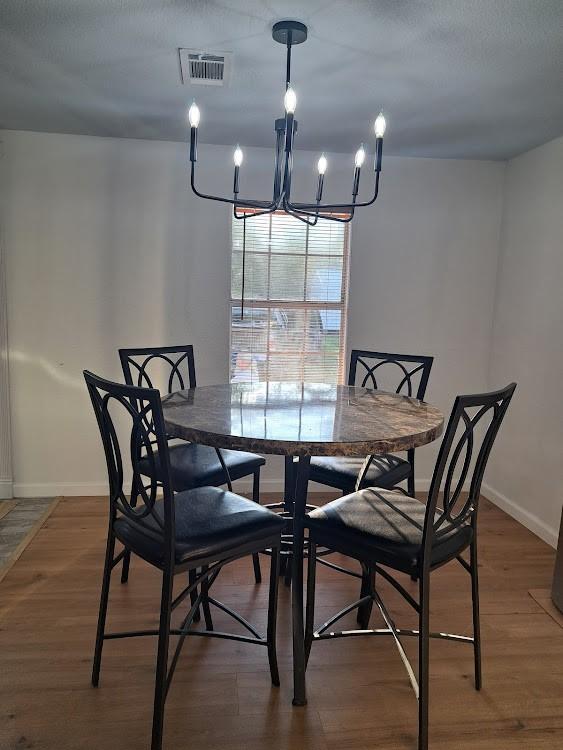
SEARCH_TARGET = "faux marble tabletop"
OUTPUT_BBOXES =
[162,382,444,457]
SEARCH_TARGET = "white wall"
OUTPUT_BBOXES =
[485,136,563,547]
[0,137,13,498]
[0,130,504,497]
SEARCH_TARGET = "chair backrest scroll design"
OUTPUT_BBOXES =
[348,350,433,401]
[84,370,175,558]
[119,345,196,395]
[421,383,516,563]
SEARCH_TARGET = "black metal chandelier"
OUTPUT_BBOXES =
[187,20,386,226]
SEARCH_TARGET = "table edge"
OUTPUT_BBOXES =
[162,418,444,457]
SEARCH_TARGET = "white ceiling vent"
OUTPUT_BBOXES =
[179,49,232,86]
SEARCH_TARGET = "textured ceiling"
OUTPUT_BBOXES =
[1,1,562,159]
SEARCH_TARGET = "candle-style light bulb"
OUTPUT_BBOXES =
[317,153,327,175]
[233,145,243,167]
[354,144,366,168]
[188,102,200,128]
[284,87,297,114]
[374,112,386,138]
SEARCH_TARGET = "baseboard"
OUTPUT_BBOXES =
[12,477,435,498]
[0,479,14,499]
[13,481,109,498]
[482,482,558,549]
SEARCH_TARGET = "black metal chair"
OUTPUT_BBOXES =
[119,345,266,585]
[84,370,284,750]
[305,383,516,750]
[308,350,434,497]
[305,350,434,596]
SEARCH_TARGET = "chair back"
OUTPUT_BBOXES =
[84,370,175,562]
[348,350,433,401]
[119,345,196,395]
[422,383,516,564]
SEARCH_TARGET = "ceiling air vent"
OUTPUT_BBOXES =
[179,49,232,86]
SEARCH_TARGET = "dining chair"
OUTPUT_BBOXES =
[84,370,284,750]
[308,350,434,497]
[119,345,266,586]
[305,350,434,599]
[304,382,516,750]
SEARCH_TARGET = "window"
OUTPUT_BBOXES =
[230,211,350,384]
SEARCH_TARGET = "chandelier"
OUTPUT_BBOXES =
[187,20,386,226]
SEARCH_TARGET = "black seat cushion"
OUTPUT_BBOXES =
[114,486,285,567]
[307,488,473,573]
[138,443,265,492]
[309,454,411,492]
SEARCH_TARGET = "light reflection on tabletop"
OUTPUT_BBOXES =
[162,381,444,457]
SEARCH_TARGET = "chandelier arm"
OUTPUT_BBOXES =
[282,197,320,226]
[190,163,275,210]
[288,172,380,212]
[289,206,355,224]
[233,205,276,220]
[286,191,358,223]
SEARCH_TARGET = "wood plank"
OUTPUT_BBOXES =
[0,499,16,522]
[0,497,60,584]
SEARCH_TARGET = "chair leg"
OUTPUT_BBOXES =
[267,546,281,686]
[121,484,139,584]
[120,549,132,584]
[151,568,173,750]
[407,448,416,497]
[284,550,293,587]
[201,565,214,631]
[356,564,375,628]
[470,539,482,690]
[92,527,116,687]
[281,456,297,584]
[305,540,317,666]
[251,469,262,584]
[189,568,201,623]
[418,569,430,750]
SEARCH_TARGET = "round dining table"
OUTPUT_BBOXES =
[161,380,444,706]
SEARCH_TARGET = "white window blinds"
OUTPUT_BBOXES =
[230,211,350,384]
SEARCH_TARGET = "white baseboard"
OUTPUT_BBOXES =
[13,481,109,498]
[482,482,557,549]
[12,477,436,498]
[0,478,14,499]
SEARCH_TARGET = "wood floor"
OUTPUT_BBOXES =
[0,494,562,750]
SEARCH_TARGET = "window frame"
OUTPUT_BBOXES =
[229,209,351,385]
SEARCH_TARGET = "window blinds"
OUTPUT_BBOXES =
[230,211,350,384]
